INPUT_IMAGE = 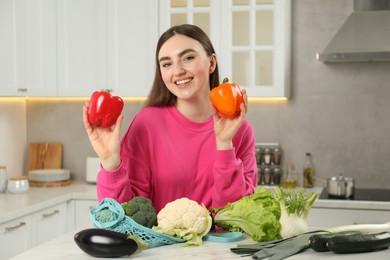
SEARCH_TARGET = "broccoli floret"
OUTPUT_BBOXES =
[121,196,157,228]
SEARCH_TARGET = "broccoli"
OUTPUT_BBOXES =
[121,196,157,228]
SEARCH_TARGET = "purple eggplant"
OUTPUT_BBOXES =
[74,228,148,258]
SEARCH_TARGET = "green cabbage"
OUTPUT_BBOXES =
[211,187,281,241]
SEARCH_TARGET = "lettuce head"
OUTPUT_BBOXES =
[210,187,281,242]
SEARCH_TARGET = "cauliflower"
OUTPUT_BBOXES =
[153,198,212,246]
[121,196,157,228]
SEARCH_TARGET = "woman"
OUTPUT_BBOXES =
[83,24,257,212]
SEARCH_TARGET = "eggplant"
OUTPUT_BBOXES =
[74,228,148,258]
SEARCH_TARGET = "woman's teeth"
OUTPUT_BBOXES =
[176,79,191,85]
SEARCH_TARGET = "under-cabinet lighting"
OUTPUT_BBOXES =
[249,97,288,102]
[25,97,148,102]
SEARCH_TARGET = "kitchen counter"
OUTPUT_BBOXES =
[10,228,390,259]
[0,182,97,223]
[2,184,390,224]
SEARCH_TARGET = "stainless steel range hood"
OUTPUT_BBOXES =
[317,0,390,63]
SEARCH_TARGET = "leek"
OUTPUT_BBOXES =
[231,222,390,259]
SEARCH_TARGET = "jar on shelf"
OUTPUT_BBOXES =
[273,147,282,165]
[273,166,282,185]
[263,167,271,185]
[262,148,272,165]
[255,146,262,165]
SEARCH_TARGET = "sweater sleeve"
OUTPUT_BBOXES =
[96,113,152,203]
[211,119,258,208]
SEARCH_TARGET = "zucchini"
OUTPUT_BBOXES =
[309,231,361,252]
[74,228,148,258]
[327,231,390,254]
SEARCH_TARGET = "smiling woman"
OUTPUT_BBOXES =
[82,24,258,214]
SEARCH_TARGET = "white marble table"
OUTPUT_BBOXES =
[3,183,390,259]
[10,228,390,260]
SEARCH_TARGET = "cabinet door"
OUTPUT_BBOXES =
[0,215,32,259]
[106,0,159,97]
[159,0,291,98]
[56,0,108,96]
[31,203,67,247]
[308,208,390,229]
[74,200,98,229]
[56,0,159,97]
[0,0,56,97]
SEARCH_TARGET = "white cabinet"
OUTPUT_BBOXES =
[0,215,32,259]
[106,0,159,97]
[0,0,56,96]
[2,0,291,98]
[308,207,390,229]
[159,0,291,98]
[0,203,68,259]
[73,200,98,229]
[56,0,158,97]
[56,0,108,97]
[0,0,158,97]
[0,198,98,259]
[31,203,68,247]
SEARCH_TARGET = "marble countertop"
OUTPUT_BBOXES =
[10,228,390,260]
[0,182,97,223]
[2,183,390,224]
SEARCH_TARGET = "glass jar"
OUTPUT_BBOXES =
[281,162,297,189]
[303,153,315,188]
[262,148,272,165]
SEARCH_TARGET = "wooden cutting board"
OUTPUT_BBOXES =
[29,179,72,187]
[28,143,63,171]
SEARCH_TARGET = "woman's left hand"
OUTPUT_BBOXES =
[212,89,248,150]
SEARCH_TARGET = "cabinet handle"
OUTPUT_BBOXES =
[17,88,28,92]
[42,209,60,219]
[5,222,26,232]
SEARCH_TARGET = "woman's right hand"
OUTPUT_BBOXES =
[83,101,124,170]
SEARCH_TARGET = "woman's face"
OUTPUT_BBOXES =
[158,34,216,102]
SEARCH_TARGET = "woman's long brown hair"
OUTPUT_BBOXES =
[144,24,220,107]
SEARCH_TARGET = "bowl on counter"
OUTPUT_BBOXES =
[8,176,29,193]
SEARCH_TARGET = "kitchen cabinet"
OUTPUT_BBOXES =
[0,203,67,259]
[0,0,158,97]
[31,203,68,247]
[159,0,291,98]
[0,215,32,259]
[308,207,390,228]
[56,0,107,97]
[56,0,159,97]
[0,0,56,96]
[73,199,98,229]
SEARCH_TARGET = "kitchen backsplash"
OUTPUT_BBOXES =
[2,0,390,189]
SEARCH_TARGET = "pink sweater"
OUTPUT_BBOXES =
[97,106,258,212]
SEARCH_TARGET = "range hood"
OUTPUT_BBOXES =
[317,0,390,63]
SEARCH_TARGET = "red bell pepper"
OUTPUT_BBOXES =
[87,90,124,128]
